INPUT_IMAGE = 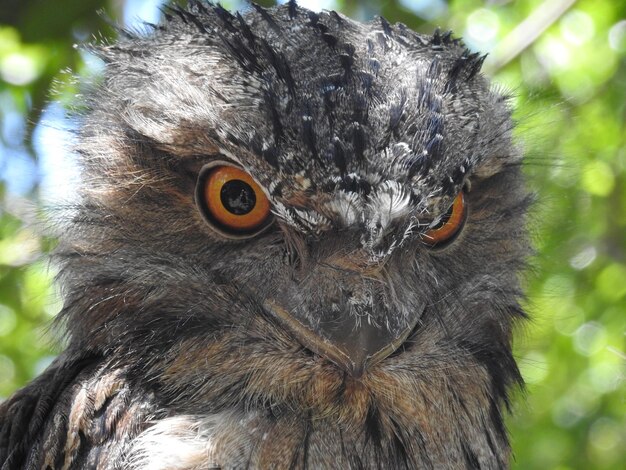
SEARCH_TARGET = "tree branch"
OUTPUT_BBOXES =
[485,0,578,74]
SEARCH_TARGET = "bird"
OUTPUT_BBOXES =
[0,1,532,469]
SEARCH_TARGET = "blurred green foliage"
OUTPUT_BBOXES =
[0,1,624,468]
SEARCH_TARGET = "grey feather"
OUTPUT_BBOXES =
[0,2,530,469]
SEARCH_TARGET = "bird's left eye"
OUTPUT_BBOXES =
[422,191,466,248]
[196,163,272,237]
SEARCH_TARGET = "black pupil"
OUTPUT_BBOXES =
[220,179,256,215]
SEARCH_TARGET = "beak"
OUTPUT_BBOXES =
[264,299,417,377]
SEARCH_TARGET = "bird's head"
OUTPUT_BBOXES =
[59,2,530,433]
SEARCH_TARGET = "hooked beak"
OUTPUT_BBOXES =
[264,299,418,377]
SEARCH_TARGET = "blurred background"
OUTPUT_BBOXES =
[0,0,623,468]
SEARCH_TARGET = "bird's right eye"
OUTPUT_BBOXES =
[196,163,273,238]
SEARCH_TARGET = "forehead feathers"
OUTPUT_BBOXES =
[94,2,517,237]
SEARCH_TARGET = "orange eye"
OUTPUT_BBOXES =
[198,164,271,236]
[423,192,466,247]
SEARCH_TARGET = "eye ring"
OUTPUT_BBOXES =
[195,161,273,239]
[422,191,466,248]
